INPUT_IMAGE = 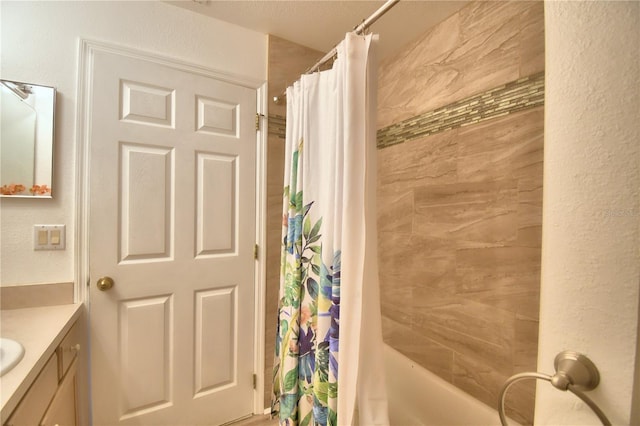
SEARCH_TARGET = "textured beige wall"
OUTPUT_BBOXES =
[537,2,639,424]
[376,1,544,424]
[264,35,323,408]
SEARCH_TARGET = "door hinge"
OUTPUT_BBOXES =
[253,243,259,260]
[252,373,257,389]
[255,113,261,131]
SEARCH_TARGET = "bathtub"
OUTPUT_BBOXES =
[384,345,521,426]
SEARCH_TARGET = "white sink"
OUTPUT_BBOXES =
[0,338,25,376]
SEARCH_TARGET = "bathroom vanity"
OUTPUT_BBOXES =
[0,304,83,425]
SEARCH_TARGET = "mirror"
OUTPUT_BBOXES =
[1,79,55,197]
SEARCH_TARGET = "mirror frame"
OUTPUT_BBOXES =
[0,79,56,198]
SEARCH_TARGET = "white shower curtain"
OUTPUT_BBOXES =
[272,32,389,426]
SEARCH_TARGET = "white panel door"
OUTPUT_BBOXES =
[88,49,257,425]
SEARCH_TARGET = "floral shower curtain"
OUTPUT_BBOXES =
[271,33,389,426]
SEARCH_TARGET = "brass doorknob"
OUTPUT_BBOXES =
[96,276,115,291]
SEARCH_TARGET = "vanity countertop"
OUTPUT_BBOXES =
[0,303,83,422]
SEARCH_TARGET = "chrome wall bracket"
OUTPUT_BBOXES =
[552,350,600,391]
[499,350,610,426]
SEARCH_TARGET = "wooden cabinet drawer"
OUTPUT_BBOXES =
[57,323,80,380]
[41,359,78,426]
[5,353,58,426]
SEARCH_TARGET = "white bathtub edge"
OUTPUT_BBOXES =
[383,344,522,426]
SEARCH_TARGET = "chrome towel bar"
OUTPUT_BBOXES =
[498,350,611,426]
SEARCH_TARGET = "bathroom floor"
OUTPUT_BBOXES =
[229,414,278,426]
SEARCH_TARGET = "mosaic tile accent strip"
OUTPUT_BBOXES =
[377,72,545,149]
[267,72,544,146]
[268,114,286,139]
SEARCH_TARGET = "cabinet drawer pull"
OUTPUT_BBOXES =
[62,343,80,354]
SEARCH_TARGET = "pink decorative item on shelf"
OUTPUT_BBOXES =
[0,183,26,195]
[29,184,51,195]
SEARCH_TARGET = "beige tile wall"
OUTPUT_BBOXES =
[377,1,544,424]
[378,0,545,129]
[265,35,323,408]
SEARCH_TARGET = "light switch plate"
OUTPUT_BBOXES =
[33,224,66,250]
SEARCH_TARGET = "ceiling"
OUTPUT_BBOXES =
[167,0,467,61]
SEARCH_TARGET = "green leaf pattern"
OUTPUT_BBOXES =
[272,139,340,426]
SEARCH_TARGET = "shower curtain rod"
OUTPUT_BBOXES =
[304,0,400,74]
[273,0,400,104]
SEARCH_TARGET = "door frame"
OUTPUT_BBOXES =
[74,39,269,417]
